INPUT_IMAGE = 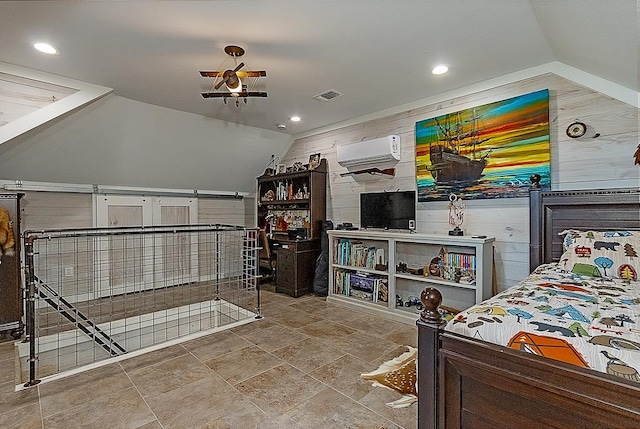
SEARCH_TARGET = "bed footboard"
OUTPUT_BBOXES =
[417,287,640,429]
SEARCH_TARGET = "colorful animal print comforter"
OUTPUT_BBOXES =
[445,263,640,382]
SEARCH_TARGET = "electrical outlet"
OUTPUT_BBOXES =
[64,266,74,277]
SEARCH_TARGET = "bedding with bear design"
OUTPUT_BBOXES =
[445,230,640,382]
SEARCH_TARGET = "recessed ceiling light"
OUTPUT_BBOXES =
[33,42,60,55]
[431,65,449,75]
[277,124,287,130]
[290,116,301,122]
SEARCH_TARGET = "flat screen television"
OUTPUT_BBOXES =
[360,190,416,230]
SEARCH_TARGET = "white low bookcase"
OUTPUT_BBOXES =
[327,230,494,324]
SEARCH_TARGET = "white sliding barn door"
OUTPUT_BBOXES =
[94,195,197,298]
[152,197,198,286]
[95,196,153,297]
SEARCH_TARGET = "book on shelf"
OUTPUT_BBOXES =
[442,251,476,283]
[334,269,351,295]
[333,238,386,270]
[377,279,388,303]
[444,252,476,270]
[341,271,388,303]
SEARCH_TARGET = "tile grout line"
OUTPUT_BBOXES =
[37,384,44,429]
[274,297,415,429]
[120,344,191,376]
[3,291,416,429]
[186,329,287,387]
[119,360,166,429]
[324,384,401,429]
[187,309,368,425]
[251,300,404,426]
[185,339,285,428]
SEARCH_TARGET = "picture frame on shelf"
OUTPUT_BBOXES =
[276,163,286,174]
[308,153,321,170]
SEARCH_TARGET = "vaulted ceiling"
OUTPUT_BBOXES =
[0,1,637,136]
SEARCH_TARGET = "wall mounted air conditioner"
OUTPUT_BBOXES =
[336,135,401,168]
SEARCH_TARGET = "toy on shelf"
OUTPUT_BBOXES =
[404,296,424,311]
[396,262,425,276]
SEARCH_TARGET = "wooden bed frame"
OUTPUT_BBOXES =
[417,187,640,428]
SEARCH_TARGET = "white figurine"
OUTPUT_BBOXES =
[448,193,465,236]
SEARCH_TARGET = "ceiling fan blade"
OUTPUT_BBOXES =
[201,70,266,78]
[244,91,268,97]
[201,91,267,99]
[199,71,223,77]
[234,62,245,72]
[201,92,228,98]
[237,70,267,78]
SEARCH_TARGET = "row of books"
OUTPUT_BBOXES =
[333,270,388,303]
[444,252,476,270]
[333,239,386,270]
[439,251,476,283]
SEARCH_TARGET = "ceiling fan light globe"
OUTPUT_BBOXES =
[227,77,242,93]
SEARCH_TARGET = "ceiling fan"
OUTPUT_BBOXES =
[200,45,267,106]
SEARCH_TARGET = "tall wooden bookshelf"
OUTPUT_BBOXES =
[257,159,327,297]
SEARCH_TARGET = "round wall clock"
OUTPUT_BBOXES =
[566,121,587,138]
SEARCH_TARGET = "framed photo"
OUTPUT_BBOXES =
[308,153,321,169]
[276,163,286,174]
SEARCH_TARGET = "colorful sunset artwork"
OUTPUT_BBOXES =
[415,89,550,202]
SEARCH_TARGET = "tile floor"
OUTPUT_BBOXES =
[0,285,418,429]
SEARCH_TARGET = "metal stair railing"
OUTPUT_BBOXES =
[22,224,260,387]
[34,275,127,357]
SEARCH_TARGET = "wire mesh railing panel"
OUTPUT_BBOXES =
[22,224,259,386]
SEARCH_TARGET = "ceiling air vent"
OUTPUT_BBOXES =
[313,89,343,102]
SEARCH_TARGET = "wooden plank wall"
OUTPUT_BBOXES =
[19,192,248,231]
[21,192,93,230]
[17,192,249,298]
[198,198,248,226]
[281,73,639,291]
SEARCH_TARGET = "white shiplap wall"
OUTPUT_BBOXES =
[198,198,247,226]
[18,191,248,231]
[20,192,94,231]
[282,73,639,291]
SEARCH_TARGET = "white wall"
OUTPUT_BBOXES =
[0,94,292,193]
[282,73,639,292]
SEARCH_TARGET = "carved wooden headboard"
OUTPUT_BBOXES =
[529,187,640,270]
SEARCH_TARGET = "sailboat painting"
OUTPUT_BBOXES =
[415,89,550,202]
